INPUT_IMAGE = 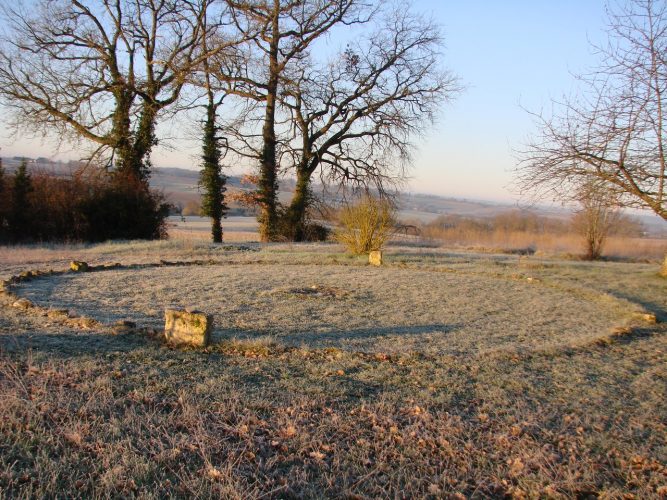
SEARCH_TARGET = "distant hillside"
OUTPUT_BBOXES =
[3,158,667,236]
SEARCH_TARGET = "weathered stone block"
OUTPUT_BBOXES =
[70,261,89,272]
[633,311,658,324]
[369,250,383,266]
[661,255,667,277]
[47,308,70,320]
[164,309,212,347]
[71,317,99,329]
[12,298,34,310]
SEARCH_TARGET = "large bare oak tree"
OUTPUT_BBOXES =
[0,0,235,184]
[279,9,458,240]
[218,0,369,241]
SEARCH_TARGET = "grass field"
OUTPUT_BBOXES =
[0,241,665,498]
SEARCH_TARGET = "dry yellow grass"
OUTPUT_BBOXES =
[169,229,259,243]
[421,228,666,260]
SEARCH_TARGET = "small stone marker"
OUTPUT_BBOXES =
[12,298,34,310]
[70,261,89,272]
[369,250,383,266]
[164,308,212,347]
[661,255,667,277]
[633,311,658,324]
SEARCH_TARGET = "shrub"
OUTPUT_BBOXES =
[0,166,168,243]
[334,196,396,254]
[79,174,169,242]
[571,182,620,260]
[301,221,331,242]
[182,200,202,216]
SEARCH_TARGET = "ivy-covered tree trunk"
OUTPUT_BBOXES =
[111,89,136,178]
[284,166,312,241]
[131,101,159,184]
[200,100,227,243]
[257,1,281,242]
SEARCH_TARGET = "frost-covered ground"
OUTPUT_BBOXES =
[0,241,665,497]
[16,261,628,355]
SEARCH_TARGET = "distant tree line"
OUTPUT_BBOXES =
[0,160,167,243]
[420,209,645,257]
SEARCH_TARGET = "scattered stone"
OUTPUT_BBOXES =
[164,308,212,347]
[70,261,89,272]
[280,285,348,299]
[71,317,99,329]
[369,250,383,266]
[47,308,70,320]
[19,271,35,280]
[103,263,122,269]
[12,298,34,310]
[633,312,658,324]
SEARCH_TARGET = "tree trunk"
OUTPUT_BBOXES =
[132,101,159,185]
[257,2,281,242]
[200,100,226,244]
[285,168,311,241]
[112,93,156,188]
[112,89,135,177]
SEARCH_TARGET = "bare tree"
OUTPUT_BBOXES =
[279,8,458,240]
[517,0,667,222]
[0,0,234,183]
[216,0,370,241]
[571,181,621,260]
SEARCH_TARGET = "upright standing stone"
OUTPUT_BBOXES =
[369,250,383,266]
[164,309,212,347]
[661,254,667,277]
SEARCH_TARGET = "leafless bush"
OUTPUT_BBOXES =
[571,183,621,260]
[334,197,396,254]
[182,201,203,217]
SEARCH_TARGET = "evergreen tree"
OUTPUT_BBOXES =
[199,100,227,243]
[9,160,33,241]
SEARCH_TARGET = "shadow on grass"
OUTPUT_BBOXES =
[0,329,149,357]
[0,323,463,359]
[611,290,667,322]
[214,323,463,347]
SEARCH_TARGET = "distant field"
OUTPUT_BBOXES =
[167,216,260,242]
[172,215,667,261]
[0,241,665,497]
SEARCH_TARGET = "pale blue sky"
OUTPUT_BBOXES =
[409,0,608,201]
[0,1,610,202]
